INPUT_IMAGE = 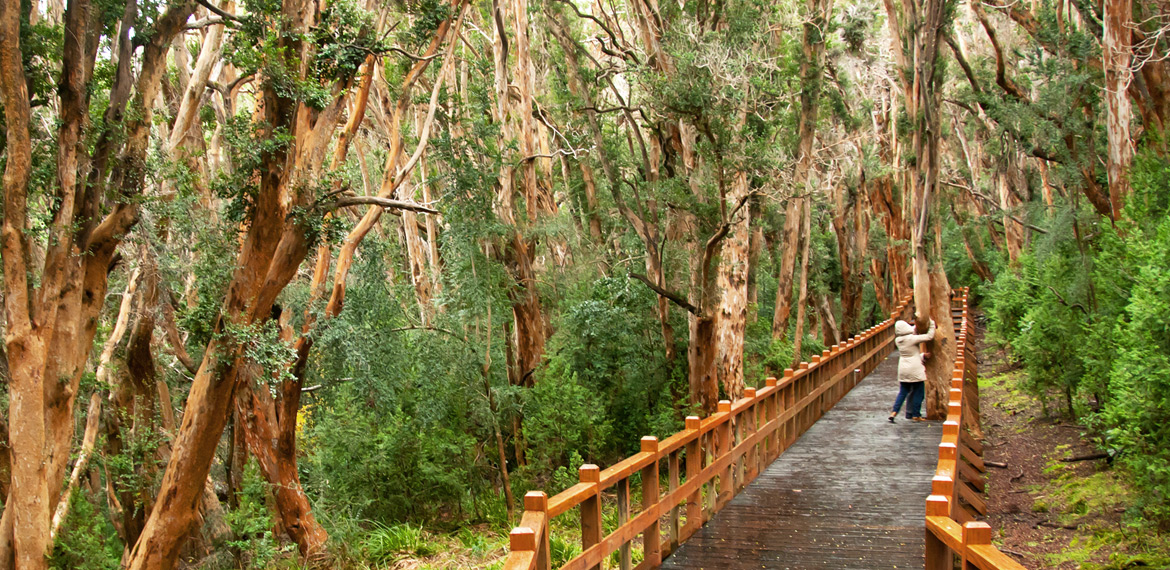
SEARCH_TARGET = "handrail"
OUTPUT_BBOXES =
[924,288,1026,570]
[504,295,915,570]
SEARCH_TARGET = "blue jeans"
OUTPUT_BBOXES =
[892,381,925,418]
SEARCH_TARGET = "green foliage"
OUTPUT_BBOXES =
[212,116,294,222]
[305,381,477,522]
[361,523,438,562]
[50,492,121,570]
[314,0,384,81]
[538,277,681,455]
[19,15,63,105]
[224,459,293,569]
[524,359,611,475]
[985,152,1170,523]
[744,311,794,381]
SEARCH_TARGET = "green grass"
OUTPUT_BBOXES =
[1032,454,1170,569]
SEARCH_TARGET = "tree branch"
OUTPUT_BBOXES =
[552,0,640,63]
[943,179,1050,233]
[328,196,439,214]
[1046,285,1090,316]
[389,46,441,62]
[629,272,700,315]
[195,0,239,22]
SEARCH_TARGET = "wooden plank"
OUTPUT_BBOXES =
[600,452,657,491]
[617,477,631,570]
[959,481,988,515]
[959,459,986,493]
[926,515,964,553]
[663,351,939,570]
[967,545,1029,570]
[961,427,984,456]
[960,441,986,473]
[541,316,905,570]
[549,483,595,518]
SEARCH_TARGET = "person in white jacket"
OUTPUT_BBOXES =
[889,318,936,423]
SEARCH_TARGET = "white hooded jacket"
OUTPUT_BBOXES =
[894,319,936,383]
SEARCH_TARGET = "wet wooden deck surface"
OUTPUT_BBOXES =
[661,351,942,570]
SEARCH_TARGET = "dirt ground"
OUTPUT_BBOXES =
[974,315,1166,570]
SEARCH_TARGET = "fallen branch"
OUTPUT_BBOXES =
[986,460,1009,469]
[1060,452,1109,462]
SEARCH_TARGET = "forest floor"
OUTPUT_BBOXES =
[977,319,1170,570]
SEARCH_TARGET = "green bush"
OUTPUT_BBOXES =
[224,459,292,570]
[984,151,1170,523]
[524,358,611,476]
[304,384,475,522]
[361,523,437,562]
[50,492,121,570]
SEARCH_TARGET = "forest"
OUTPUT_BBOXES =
[0,0,1167,564]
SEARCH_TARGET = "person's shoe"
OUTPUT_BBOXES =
[910,417,927,422]
[888,412,897,424]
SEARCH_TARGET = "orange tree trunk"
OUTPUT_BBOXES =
[1103,0,1133,218]
[714,171,752,400]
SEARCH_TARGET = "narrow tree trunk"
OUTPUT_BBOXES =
[1103,0,1133,218]
[817,294,841,346]
[688,315,719,413]
[997,155,1027,265]
[772,197,802,341]
[778,0,832,343]
[922,265,957,419]
[791,201,813,363]
[237,368,327,559]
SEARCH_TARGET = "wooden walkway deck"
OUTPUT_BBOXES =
[661,351,942,570]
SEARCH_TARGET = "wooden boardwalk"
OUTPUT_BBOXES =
[661,351,942,570]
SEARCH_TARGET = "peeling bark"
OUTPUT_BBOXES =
[713,170,751,400]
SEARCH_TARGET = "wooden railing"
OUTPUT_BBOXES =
[924,288,1025,570]
[503,296,914,570]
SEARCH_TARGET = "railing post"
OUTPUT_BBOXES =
[819,350,831,415]
[617,474,631,570]
[783,368,795,448]
[510,527,536,564]
[667,446,680,551]
[684,416,702,536]
[524,492,551,570]
[765,377,779,463]
[640,436,661,566]
[744,387,758,485]
[716,400,733,510]
[925,495,952,570]
[797,363,810,434]
[962,521,993,570]
[579,464,602,570]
